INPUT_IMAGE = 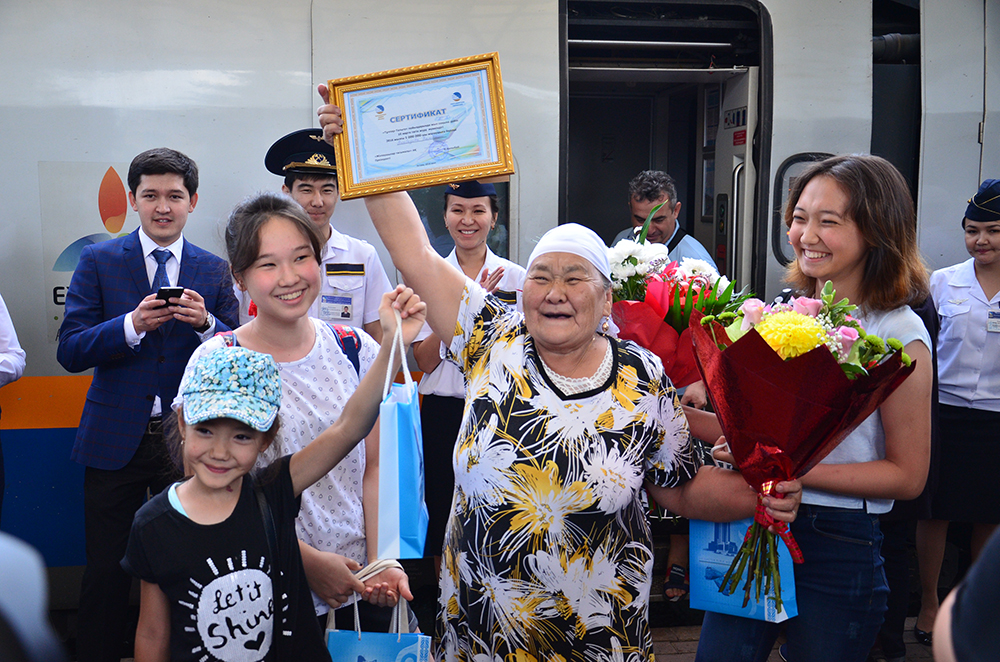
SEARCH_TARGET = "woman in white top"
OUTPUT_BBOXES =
[915,179,1000,645]
[411,181,526,575]
[696,154,933,662]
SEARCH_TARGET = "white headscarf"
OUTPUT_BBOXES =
[526,223,611,281]
[526,223,616,334]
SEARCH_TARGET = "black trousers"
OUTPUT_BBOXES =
[419,394,464,556]
[75,426,176,662]
[0,428,5,527]
[876,517,913,660]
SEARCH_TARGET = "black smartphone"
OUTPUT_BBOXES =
[156,286,184,302]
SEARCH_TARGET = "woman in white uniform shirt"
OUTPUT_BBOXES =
[915,179,1000,645]
[411,181,526,574]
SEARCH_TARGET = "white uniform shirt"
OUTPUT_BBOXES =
[415,248,526,398]
[188,320,380,614]
[931,258,1000,412]
[236,225,393,328]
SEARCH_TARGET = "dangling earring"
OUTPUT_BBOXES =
[601,318,610,333]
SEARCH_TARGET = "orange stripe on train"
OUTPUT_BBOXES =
[0,376,91,430]
[0,372,426,431]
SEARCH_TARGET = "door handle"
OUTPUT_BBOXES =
[731,161,744,276]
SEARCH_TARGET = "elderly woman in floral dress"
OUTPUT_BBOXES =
[317,87,800,662]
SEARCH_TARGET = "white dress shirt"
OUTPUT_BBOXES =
[124,229,217,416]
[0,293,26,387]
[931,258,1000,412]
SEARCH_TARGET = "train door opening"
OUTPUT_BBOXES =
[562,1,764,283]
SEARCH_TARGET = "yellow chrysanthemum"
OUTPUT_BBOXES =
[755,311,827,359]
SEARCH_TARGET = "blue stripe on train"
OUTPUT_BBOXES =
[1,428,85,567]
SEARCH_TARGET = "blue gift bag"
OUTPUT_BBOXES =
[326,599,431,662]
[689,518,798,622]
[377,315,429,559]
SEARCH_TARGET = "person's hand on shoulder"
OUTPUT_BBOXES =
[679,380,708,409]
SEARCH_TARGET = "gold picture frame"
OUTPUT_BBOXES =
[328,52,515,200]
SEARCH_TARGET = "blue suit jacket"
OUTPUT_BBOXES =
[57,230,239,470]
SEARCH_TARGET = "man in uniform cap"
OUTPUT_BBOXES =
[237,128,393,342]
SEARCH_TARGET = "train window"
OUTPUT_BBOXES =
[409,182,512,260]
[770,153,833,266]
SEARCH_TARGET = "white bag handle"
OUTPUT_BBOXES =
[383,308,413,400]
[324,599,414,641]
[324,559,408,639]
[325,599,363,640]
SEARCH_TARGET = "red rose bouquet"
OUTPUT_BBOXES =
[609,206,747,387]
[690,282,915,612]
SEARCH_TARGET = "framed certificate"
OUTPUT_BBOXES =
[327,52,515,200]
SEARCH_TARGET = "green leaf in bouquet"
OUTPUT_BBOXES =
[681,281,696,329]
[818,280,858,327]
[665,284,682,331]
[636,202,665,244]
[845,335,863,365]
[724,316,749,343]
[839,362,868,380]
[820,280,836,305]
[714,279,736,310]
[665,281,698,334]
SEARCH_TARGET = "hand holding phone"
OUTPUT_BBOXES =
[156,286,184,302]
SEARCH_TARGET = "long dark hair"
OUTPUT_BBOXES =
[784,154,929,312]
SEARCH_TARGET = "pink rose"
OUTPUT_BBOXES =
[832,326,860,359]
[792,296,823,318]
[739,298,766,331]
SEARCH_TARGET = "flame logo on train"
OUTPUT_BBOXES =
[52,167,129,271]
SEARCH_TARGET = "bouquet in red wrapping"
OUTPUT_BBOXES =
[689,282,916,612]
[609,206,748,387]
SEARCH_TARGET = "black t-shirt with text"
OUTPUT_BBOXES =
[123,456,330,662]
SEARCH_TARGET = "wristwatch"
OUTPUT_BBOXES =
[194,312,214,334]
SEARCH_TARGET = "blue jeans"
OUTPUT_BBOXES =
[695,504,889,662]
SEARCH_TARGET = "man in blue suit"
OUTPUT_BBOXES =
[57,148,239,662]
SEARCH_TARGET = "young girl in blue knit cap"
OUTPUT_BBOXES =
[122,286,425,662]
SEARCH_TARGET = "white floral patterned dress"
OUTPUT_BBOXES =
[436,284,701,662]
